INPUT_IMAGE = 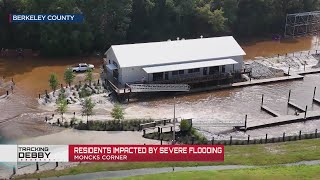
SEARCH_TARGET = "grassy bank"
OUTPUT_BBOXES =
[15,139,320,179]
[112,165,320,180]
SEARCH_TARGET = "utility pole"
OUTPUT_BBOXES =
[172,97,176,145]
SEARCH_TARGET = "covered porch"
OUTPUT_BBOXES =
[142,59,239,84]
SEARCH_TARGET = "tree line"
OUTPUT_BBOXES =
[1,0,320,57]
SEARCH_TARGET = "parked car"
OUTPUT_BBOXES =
[72,63,94,72]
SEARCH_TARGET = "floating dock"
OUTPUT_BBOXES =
[238,110,320,131]
[288,101,306,112]
[261,105,281,117]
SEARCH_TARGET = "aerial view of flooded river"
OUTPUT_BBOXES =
[1,36,320,142]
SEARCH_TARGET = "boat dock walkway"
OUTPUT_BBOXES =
[261,105,281,117]
[238,110,320,131]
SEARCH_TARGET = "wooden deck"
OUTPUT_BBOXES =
[288,101,306,112]
[238,110,320,131]
[261,105,281,117]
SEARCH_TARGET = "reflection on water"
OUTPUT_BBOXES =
[0,36,320,140]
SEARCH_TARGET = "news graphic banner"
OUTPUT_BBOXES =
[0,145,224,162]
[9,14,84,23]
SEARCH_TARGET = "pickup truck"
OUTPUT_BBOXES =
[72,63,94,72]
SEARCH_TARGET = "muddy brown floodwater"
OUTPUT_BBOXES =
[1,36,320,142]
[0,57,101,141]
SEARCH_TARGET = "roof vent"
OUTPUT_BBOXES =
[177,37,180,40]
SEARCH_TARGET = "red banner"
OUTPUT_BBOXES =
[69,145,224,162]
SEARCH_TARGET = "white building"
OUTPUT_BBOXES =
[104,36,246,86]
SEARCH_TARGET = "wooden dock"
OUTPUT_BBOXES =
[261,105,280,117]
[288,101,306,112]
[238,110,320,131]
[313,98,320,105]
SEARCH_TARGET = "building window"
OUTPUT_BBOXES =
[179,70,184,75]
[188,68,200,74]
[222,65,226,73]
[172,71,179,76]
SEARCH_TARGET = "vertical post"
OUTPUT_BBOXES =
[244,115,247,130]
[288,67,291,75]
[313,87,317,99]
[13,166,16,175]
[161,138,163,145]
[304,106,308,119]
[173,97,176,144]
[211,137,214,145]
[304,63,306,71]
[6,91,8,96]
[98,79,100,85]
[261,94,264,106]
[39,94,41,99]
[56,162,59,168]
[299,130,302,140]
[288,90,291,103]
[127,93,130,103]
[265,134,268,143]
[36,162,39,171]
[283,132,286,142]
[230,136,232,145]
[158,127,160,133]
[191,136,195,145]
[247,135,250,144]
[45,116,47,122]
[316,129,318,138]
[143,129,146,136]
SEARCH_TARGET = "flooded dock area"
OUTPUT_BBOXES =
[1,36,320,142]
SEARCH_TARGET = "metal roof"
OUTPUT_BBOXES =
[143,59,238,74]
[108,36,246,68]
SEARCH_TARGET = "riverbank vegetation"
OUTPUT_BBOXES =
[1,1,320,56]
[111,165,320,180]
[15,138,320,179]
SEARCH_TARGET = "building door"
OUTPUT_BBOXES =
[153,72,164,81]
[203,67,207,75]
[221,66,226,73]
[164,72,169,80]
[209,66,219,74]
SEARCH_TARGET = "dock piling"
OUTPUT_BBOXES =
[244,115,247,130]
[304,106,308,119]
[288,90,291,103]
[265,134,268,143]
